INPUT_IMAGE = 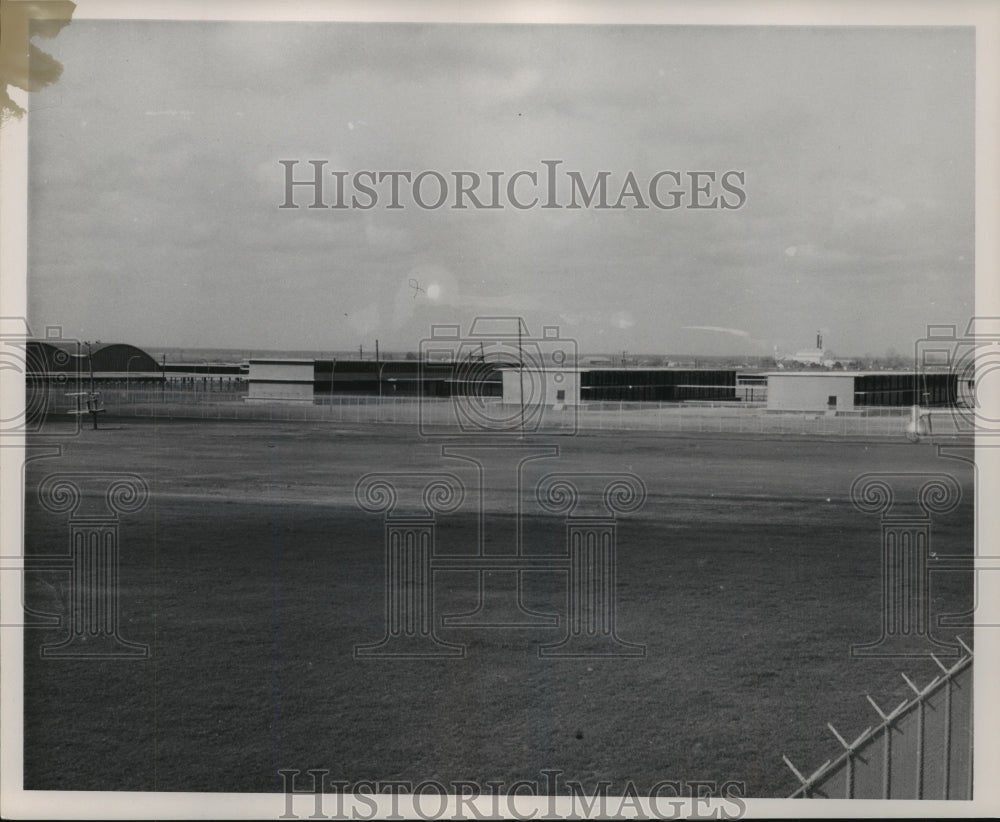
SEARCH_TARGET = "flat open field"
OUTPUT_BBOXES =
[21,418,974,797]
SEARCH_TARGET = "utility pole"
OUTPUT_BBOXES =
[84,341,97,429]
[85,341,95,392]
[74,340,84,419]
[375,338,382,417]
[518,320,525,439]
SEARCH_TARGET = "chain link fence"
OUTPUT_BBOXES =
[38,387,972,439]
[784,643,972,799]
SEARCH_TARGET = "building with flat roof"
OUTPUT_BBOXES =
[244,360,969,414]
[500,367,740,406]
[765,371,962,412]
[245,358,506,403]
[246,358,316,403]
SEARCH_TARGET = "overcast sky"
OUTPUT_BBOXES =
[27,21,974,357]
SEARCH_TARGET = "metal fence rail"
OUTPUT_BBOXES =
[40,389,970,439]
[784,641,973,799]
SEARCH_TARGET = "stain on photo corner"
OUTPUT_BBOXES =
[0,1,76,120]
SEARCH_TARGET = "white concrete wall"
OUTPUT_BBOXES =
[766,374,855,412]
[246,359,315,403]
[501,368,580,406]
[249,360,314,383]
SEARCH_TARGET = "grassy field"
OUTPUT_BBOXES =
[21,418,974,796]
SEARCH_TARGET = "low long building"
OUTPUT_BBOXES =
[246,358,316,402]
[244,359,970,413]
[247,362,750,406]
[765,371,962,412]
[500,367,740,406]
[246,358,505,403]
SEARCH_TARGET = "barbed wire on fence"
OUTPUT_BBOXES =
[783,638,973,799]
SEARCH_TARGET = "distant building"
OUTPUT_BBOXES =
[501,367,740,405]
[767,372,855,412]
[245,358,505,403]
[779,332,837,368]
[244,359,968,413]
[246,359,316,403]
[26,340,162,379]
[766,371,960,412]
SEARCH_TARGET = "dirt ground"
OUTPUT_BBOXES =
[20,418,974,796]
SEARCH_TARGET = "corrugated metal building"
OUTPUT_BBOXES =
[26,340,162,378]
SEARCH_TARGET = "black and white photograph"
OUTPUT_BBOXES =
[2,0,999,818]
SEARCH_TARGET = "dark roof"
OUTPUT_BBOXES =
[26,341,159,375]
